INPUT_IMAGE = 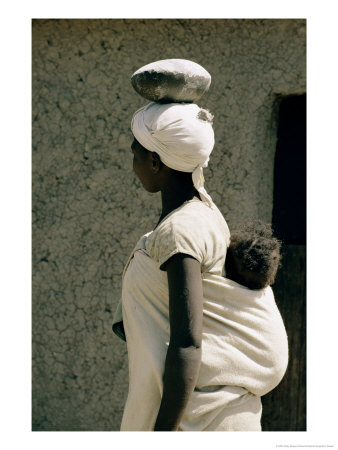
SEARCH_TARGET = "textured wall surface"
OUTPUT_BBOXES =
[32,19,306,430]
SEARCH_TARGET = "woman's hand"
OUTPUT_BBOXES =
[154,253,203,431]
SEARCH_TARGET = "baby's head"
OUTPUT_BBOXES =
[225,221,281,290]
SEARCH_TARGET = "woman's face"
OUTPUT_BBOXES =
[131,138,160,192]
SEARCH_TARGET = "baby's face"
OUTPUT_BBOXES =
[225,247,265,290]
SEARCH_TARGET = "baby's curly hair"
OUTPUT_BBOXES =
[229,220,282,289]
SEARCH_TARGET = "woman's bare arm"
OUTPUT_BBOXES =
[154,253,203,431]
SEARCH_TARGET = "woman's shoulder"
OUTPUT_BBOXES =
[183,200,230,240]
[145,199,229,268]
[170,199,228,226]
[147,200,230,250]
[152,199,229,239]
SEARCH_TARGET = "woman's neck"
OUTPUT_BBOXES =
[157,174,200,226]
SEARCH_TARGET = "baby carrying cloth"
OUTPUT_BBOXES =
[131,102,215,205]
[113,201,288,431]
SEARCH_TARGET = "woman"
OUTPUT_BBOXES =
[113,101,288,431]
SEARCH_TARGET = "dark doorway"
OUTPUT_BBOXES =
[261,94,306,431]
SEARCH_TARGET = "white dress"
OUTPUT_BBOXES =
[115,199,288,431]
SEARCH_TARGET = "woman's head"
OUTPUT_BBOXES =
[131,102,215,204]
[225,221,282,290]
[131,138,196,193]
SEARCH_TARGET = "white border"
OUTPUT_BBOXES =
[1,1,337,448]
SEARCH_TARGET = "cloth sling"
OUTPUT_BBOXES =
[113,233,288,431]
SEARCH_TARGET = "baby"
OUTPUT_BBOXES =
[225,220,281,290]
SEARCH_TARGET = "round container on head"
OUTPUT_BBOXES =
[131,59,211,103]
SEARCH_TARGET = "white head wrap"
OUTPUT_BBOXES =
[131,102,215,206]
